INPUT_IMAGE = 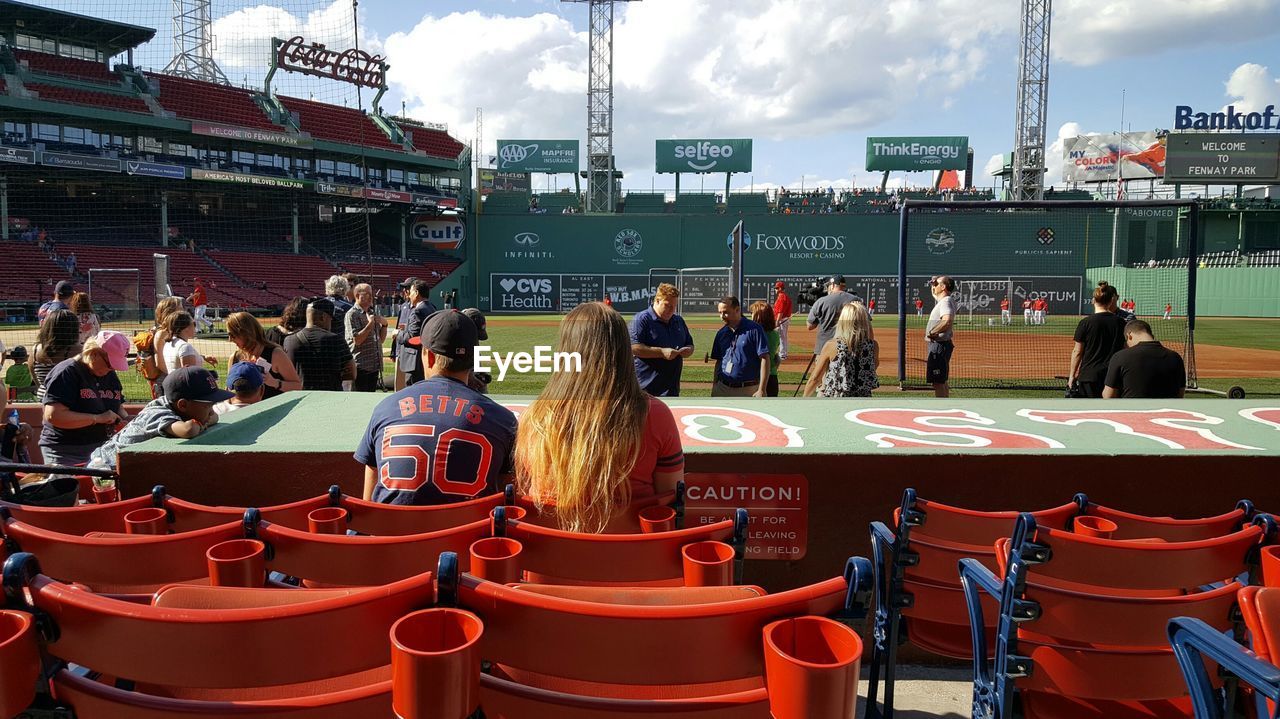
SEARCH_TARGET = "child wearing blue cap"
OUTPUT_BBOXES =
[87,366,233,472]
[214,362,266,416]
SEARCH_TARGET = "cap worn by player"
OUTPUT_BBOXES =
[461,308,488,341]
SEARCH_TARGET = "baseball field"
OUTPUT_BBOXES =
[4,314,1278,401]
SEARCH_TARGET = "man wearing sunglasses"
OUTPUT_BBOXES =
[925,276,956,397]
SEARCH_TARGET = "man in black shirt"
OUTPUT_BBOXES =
[283,299,356,391]
[1103,320,1186,399]
[396,279,439,386]
[1068,282,1127,398]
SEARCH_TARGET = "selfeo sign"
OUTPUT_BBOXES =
[866,136,968,171]
[1173,105,1278,131]
[656,139,752,173]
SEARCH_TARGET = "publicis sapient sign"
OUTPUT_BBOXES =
[495,140,579,173]
[865,136,968,171]
[655,139,752,173]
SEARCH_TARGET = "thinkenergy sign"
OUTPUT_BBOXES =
[865,136,968,171]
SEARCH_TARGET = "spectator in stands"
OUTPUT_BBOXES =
[345,283,386,392]
[1068,281,1127,399]
[1103,320,1186,399]
[214,362,265,416]
[516,302,682,533]
[710,296,770,398]
[29,310,82,403]
[70,292,100,345]
[4,346,35,402]
[284,299,355,391]
[87,367,230,472]
[324,275,354,329]
[749,301,781,397]
[806,275,858,352]
[804,302,879,398]
[187,280,213,334]
[629,283,694,397]
[356,311,516,506]
[266,297,307,348]
[66,253,77,275]
[163,311,217,371]
[396,279,438,387]
[38,281,74,324]
[227,311,301,399]
[39,331,131,467]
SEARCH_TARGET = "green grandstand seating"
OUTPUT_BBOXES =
[535,192,581,213]
[1044,189,1093,200]
[622,192,667,214]
[673,193,719,214]
[483,191,533,215]
[726,193,769,214]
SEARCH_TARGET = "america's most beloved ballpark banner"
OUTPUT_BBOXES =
[865,136,968,171]
[496,140,579,173]
[656,139,753,173]
[1063,131,1165,182]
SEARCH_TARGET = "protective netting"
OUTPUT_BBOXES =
[898,201,1197,391]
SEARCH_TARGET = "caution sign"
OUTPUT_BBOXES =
[684,473,808,561]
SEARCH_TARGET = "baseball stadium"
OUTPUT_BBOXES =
[1,0,1279,717]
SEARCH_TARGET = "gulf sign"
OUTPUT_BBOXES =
[412,217,465,250]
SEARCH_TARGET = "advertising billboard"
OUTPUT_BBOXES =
[865,136,968,171]
[656,139,752,173]
[1062,132,1165,182]
[495,140,579,173]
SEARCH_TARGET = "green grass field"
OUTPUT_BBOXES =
[7,314,1279,401]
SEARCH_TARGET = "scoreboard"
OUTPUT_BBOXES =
[1165,133,1280,184]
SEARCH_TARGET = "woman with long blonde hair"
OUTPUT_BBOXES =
[804,301,879,398]
[516,302,684,533]
[226,311,301,399]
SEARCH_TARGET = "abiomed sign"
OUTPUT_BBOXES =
[866,136,968,171]
[496,140,579,173]
[656,139,752,173]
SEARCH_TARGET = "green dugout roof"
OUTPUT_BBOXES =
[0,0,156,54]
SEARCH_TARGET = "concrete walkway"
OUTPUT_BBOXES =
[858,665,971,718]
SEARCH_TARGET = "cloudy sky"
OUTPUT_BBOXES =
[45,0,1280,191]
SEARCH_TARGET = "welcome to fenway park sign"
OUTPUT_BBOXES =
[272,35,387,89]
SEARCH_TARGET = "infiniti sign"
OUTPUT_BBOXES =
[514,232,540,246]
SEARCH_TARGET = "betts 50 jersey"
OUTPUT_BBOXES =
[355,376,517,505]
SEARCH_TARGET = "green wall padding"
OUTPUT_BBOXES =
[1088,266,1280,318]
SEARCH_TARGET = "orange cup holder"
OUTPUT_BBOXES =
[391,608,483,719]
[0,610,40,718]
[206,539,267,587]
[682,540,735,587]
[123,507,168,535]
[307,506,349,535]
[762,615,862,719]
[470,537,523,584]
[1074,515,1118,539]
[639,506,677,533]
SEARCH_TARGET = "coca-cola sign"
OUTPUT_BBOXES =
[274,35,387,89]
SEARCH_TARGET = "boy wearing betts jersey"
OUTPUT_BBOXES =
[355,311,517,505]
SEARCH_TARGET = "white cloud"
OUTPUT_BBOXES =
[983,152,1006,179]
[1046,121,1088,185]
[384,0,1018,184]
[1224,63,1280,114]
[1052,0,1280,66]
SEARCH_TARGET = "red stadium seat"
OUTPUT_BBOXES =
[1081,500,1254,543]
[437,552,871,718]
[0,552,430,717]
[866,489,1082,717]
[960,511,1274,719]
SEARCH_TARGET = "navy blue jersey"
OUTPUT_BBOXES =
[355,375,517,505]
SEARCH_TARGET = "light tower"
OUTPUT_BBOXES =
[163,0,230,84]
[1011,0,1051,200]
[563,0,638,213]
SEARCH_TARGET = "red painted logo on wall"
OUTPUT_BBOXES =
[670,406,804,449]
[684,473,808,560]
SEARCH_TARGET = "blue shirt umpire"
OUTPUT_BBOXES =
[630,283,695,397]
[710,295,770,398]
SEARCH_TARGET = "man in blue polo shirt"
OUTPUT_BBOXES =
[630,283,694,397]
[710,295,770,398]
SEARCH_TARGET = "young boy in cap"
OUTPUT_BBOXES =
[87,366,232,472]
[214,362,266,416]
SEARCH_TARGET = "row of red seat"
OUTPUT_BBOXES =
[0,479,869,718]
[26,82,152,115]
[147,73,282,132]
[867,489,1272,719]
[14,50,119,85]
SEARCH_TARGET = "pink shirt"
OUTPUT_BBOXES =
[628,396,685,498]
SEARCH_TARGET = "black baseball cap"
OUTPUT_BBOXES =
[409,310,477,370]
[163,367,234,403]
[461,308,488,341]
[55,280,75,298]
[398,276,418,289]
[829,274,846,286]
[308,297,335,314]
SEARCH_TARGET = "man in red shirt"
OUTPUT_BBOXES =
[915,297,924,316]
[603,294,613,307]
[1022,298,1033,325]
[187,279,212,334]
[772,281,793,360]
[868,298,877,317]
[1033,297,1047,325]
[1000,297,1011,325]
[1163,303,1173,320]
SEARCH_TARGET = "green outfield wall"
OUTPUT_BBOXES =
[1089,266,1280,317]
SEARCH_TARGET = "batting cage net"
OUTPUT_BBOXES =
[87,268,142,324]
[897,200,1199,391]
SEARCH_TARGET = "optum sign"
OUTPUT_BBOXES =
[865,136,968,171]
[656,139,753,173]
